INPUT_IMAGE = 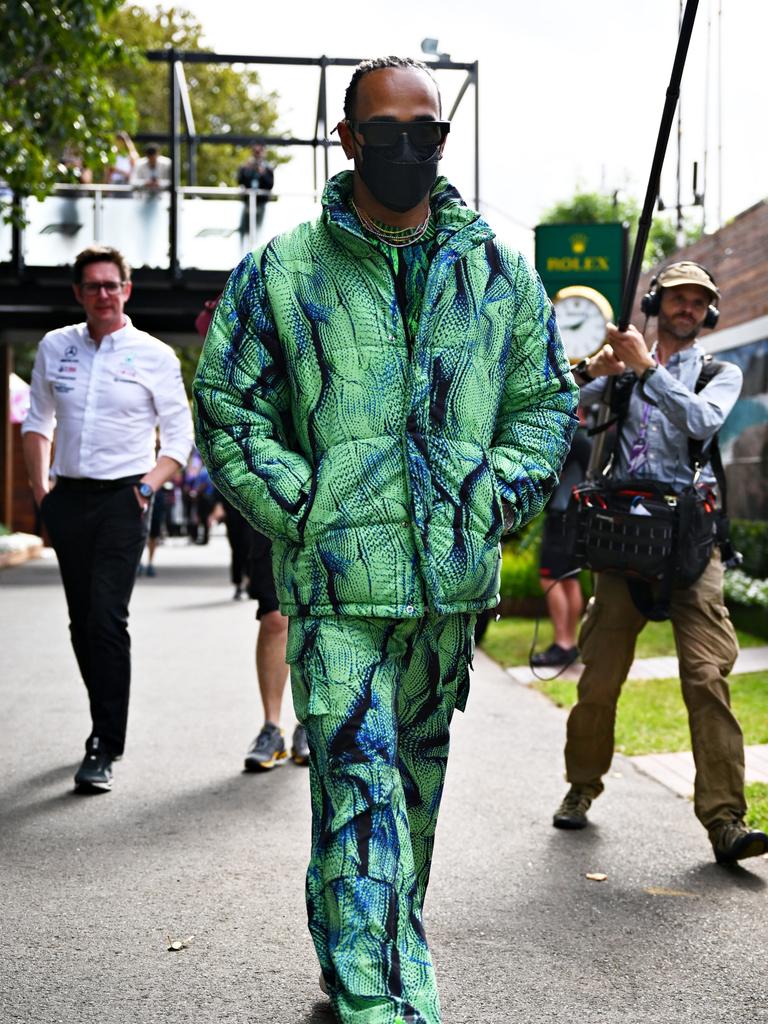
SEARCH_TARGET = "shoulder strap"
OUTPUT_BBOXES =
[688,356,728,509]
[587,370,637,438]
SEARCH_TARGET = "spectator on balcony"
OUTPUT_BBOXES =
[133,145,172,192]
[104,131,140,189]
[237,143,274,239]
[59,145,93,185]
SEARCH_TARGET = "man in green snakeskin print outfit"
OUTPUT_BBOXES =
[194,56,578,1024]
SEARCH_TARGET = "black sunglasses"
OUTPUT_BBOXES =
[349,119,450,149]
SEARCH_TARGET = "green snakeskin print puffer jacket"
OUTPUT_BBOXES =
[193,172,578,617]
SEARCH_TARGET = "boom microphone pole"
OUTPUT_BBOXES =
[586,0,700,479]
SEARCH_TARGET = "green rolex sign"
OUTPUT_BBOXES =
[535,222,628,316]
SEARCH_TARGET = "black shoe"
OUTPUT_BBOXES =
[74,738,114,791]
[553,786,593,829]
[291,724,310,766]
[244,723,288,771]
[710,820,768,864]
[531,643,579,668]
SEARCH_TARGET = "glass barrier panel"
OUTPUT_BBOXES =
[178,193,322,271]
[179,196,246,271]
[258,194,322,246]
[101,193,170,270]
[23,193,95,266]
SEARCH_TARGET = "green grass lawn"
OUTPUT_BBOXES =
[745,783,768,833]
[481,615,765,670]
[531,670,768,755]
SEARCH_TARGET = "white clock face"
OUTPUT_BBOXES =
[554,293,610,361]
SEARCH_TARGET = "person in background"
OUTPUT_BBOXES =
[241,528,310,772]
[21,245,193,793]
[237,143,275,239]
[138,482,171,578]
[104,131,139,188]
[552,261,768,867]
[133,145,172,192]
[530,422,591,668]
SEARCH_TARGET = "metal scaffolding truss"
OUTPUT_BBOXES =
[136,50,480,275]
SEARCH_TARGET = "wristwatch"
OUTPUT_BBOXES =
[573,358,594,384]
[138,482,154,500]
[640,365,657,386]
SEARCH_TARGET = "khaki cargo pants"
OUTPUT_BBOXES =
[564,551,745,830]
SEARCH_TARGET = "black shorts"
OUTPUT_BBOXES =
[539,512,576,580]
[246,530,280,619]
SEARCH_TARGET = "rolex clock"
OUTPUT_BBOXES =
[552,285,614,362]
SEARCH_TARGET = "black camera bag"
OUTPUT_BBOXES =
[564,357,731,618]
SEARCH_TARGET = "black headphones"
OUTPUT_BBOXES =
[640,261,720,329]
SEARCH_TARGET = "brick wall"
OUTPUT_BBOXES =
[632,199,768,331]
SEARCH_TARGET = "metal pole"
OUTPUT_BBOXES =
[319,57,329,187]
[188,140,198,187]
[618,0,700,332]
[676,0,684,247]
[248,189,256,250]
[93,187,103,243]
[473,62,480,212]
[11,194,24,278]
[587,0,700,479]
[169,49,181,279]
[716,0,723,227]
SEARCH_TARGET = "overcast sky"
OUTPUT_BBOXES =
[139,0,765,257]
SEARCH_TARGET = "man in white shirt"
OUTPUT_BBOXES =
[22,245,194,792]
[132,145,172,191]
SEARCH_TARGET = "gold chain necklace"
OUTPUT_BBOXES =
[351,200,431,248]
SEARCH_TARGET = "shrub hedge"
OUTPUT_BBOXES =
[500,515,768,605]
[730,519,768,579]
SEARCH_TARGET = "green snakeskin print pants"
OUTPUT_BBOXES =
[287,613,476,1024]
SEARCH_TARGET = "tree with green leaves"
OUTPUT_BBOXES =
[540,189,702,269]
[0,0,139,218]
[104,4,284,187]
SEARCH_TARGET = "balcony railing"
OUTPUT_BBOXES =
[1,183,323,274]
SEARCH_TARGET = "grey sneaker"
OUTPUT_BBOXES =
[74,737,114,791]
[710,820,768,864]
[291,724,310,766]
[553,786,593,829]
[244,723,287,771]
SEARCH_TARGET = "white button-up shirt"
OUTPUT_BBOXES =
[22,317,194,479]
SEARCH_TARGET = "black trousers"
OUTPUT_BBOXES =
[41,482,148,756]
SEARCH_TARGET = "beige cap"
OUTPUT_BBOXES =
[656,261,720,300]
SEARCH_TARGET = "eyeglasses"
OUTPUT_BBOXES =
[80,281,125,295]
[349,119,450,148]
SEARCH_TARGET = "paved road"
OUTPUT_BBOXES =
[1,535,767,1024]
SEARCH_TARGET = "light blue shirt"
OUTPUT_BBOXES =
[580,342,743,491]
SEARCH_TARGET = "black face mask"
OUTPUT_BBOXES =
[356,133,440,213]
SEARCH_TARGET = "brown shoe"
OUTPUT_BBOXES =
[710,820,768,864]
[553,786,593,829]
